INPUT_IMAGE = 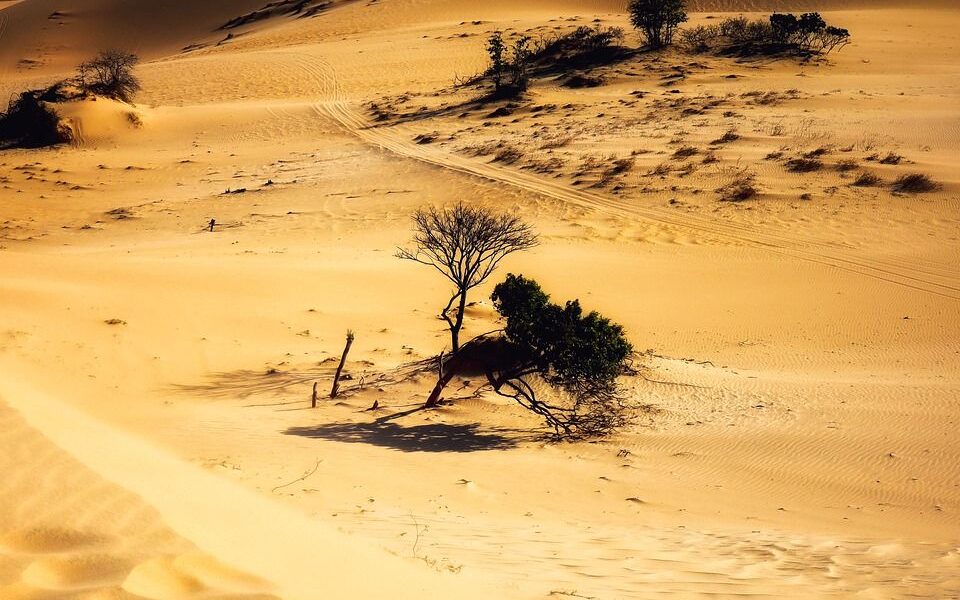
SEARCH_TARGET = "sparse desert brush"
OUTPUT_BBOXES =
[851,171,881,187]
[649,162,672,177]
[672,145,698,159]
[596,157,635,186]
[711,129,739,144]
[524,156,565,174]
[608,157,635,175]
[681,13,850,57]
[677,162,697,177]
[803,146,830,158]
[538,134,574,149]
[701,151,719,164]
[785,157,823,172]
[892,173,939,194]
[493,146,524,164]
[835,159,858,172]
[717,168,758,201]
[765,150,785,160]
[879,152,904,165]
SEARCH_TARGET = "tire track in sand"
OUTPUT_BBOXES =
[287,53,960,301]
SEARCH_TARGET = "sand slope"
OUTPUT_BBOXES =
[1,0,959,598]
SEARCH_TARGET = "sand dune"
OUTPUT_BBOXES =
[1,0,958,598]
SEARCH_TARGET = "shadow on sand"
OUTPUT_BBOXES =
[283,416,527,453]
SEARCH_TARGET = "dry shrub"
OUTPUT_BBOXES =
[493,146,524,164]
[851,171,881,187]
[649,162,671,177]
[717,168,758,201]
[891,173,938,194]
[785,157,822,172]
[878,152,903,165]
[671,145,698,159]
[711,129,739,144]
[835,159,858,172]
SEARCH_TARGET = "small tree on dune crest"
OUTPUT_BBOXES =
[397,202,538,357]
[486,31,507,94]
[77,49,141,102]
[628,0,688,50]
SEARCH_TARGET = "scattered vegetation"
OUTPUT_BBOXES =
[0,49,140,148]
[482,25,628,98]
[680,13,850,58]
[891,173,939,194]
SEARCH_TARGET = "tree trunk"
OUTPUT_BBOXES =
[425,353,457,408]
[450,292,468,353]
[311,382,319,408]
[330,330,355,399]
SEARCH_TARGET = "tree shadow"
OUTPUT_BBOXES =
[283,419,529,453]
[170,358,437,403]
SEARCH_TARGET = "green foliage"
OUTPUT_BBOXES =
[489,274,634,437]
[486,31,507,91]
[681,13,849,56]
[628,0,688,50]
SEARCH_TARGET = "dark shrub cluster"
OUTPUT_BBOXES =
[0,87,74,148]
[680,13,850,57]
[489,274,634,438]
[484,26,627,97]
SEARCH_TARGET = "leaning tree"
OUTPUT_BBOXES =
[486,274,634,437]
[420,274,635,437]
[397,203,538,356]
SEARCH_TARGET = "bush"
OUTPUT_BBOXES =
[0,89,73,148]
[679,12,849,57]
[481,25,628,96]
[532,25,628,71]
[717,170,758,201]
[628,0,688,50]
[78,49,141,102]
[851,171,881,187]
[785,157,823,172]
[892,173,938,194]
[489,274,634,438]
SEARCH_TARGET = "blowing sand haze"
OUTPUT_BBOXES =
[0,0,958,598]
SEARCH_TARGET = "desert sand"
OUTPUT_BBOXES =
[1,0,958,598]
